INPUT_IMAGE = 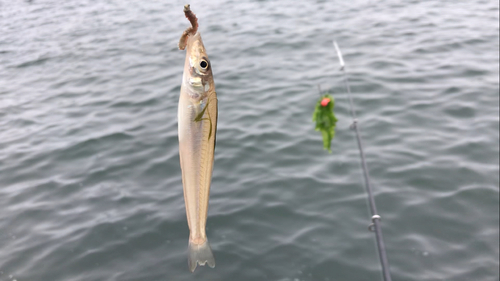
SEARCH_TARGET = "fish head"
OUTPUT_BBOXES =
[182,32,214,101]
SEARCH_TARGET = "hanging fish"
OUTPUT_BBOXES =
[177,4,217,272]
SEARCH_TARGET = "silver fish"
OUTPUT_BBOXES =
[177,4,217,272]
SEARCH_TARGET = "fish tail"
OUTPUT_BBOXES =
[188,239,215,272]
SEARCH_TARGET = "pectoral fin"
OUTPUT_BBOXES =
[194,94,217,141]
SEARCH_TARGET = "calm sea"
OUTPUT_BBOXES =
[0,0,499,280]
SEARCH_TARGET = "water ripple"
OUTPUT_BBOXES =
[0,0,498,280]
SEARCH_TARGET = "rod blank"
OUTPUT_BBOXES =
[333,40,392,281]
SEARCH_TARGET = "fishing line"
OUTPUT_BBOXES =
[333,41,393,281]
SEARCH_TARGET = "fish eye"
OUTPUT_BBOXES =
[200,60,208,69]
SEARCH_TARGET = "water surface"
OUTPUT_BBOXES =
[0,0,499,280]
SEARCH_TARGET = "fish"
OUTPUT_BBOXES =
[177,4,217,272]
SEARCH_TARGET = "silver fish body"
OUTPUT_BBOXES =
[178,5,217,272]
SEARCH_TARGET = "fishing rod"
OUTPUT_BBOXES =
[333,41,392,281]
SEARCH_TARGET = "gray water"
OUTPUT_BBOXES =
[1,0,499,280]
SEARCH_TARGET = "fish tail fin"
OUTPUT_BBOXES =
[188,239,215,272]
